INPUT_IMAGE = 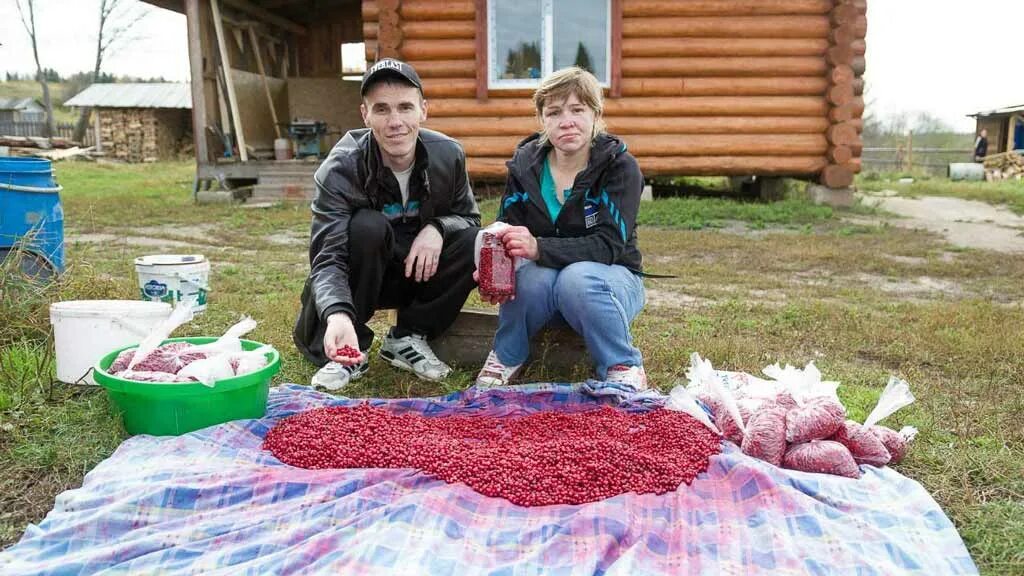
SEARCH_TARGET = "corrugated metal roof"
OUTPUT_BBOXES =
[0,97,42,111]
[64,83,192,109]
[969,103,1024,117]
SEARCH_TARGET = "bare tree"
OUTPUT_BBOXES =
[16,0,56,138]
[72,0,149,142]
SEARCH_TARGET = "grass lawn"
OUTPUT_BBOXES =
[1,161,1022,574]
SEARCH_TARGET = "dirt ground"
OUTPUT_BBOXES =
[858,192,1024,254]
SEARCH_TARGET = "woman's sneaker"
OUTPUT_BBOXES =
[605,364,648,392]
[379,332,452,381]
[475,350,522,387]
[311,359,369,391]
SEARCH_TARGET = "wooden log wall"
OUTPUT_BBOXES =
[820,0,867,187]
[362,0,868,181]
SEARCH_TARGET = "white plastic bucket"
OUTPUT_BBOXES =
[135,254,210,313]
[50,300,172,384]
[274,138,293,160]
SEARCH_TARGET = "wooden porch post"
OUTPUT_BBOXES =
[93,110,103,154]
[211,0,249,162]
[185,0,209,164]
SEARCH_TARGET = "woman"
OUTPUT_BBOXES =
[476,67,646,390]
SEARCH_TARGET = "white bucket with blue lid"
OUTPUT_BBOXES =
[134,254,210,313]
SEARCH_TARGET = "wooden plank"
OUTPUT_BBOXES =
[427,96,829,118]
[623,0,832,17]
[623,37,829,58]
[623,16,830,39]
[611,0,622,98]
[247,26,281,139]
[423,76,830,99]
[466,155,829,179]
[220,0,306,35]
[401,38,475,60]
[457,133,829,157]
[425,115,830,136]
[185,0,209,163]
[622,56,827,77]
[93,110,103,154]
[474,0,487,100]
[639,155,827,176]
[404,59,476,78]
[401,1,474,21]
[624,77,829,96]
[211,0,248,162]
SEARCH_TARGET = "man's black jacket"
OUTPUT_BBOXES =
[498,132,643,272]
[293,128,480,365]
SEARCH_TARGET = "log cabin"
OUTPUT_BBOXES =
[140,0,866,200]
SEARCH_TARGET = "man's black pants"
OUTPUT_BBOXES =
[346,209,478,352]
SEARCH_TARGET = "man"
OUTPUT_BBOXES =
[974,128,989,163]
[294,58,480,389]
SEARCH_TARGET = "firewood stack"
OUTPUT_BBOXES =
[983,152,1024,181]
[820,0,866,188]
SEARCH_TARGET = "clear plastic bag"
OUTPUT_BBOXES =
[831,420,891,467]
[741,405,788,466]
[115,370,193,383]
[863,376,915,428]
[127,301,195,371]
[116,342,207,374]
[783,440,860,479]
[869,425,918,464]
[177,354,235,387]
[664,384,719,434]
[785,397,846,444]
[231,345,275,377]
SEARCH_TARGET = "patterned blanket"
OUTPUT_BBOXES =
[1,382,978,575]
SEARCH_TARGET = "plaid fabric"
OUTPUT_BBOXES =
[1,381,977,575]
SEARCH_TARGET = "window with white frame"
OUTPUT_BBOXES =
[488,0,610,89]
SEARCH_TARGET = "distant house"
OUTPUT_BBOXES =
[0,97,46,123]
[969,104,1024,155]
[65,83,192,162]
[140,0,867,200]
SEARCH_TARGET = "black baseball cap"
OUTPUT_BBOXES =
[360,58,423,96]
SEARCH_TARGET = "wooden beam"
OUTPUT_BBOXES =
[211,0,248,161]
[475,0,487,100]
[93,110,103,154]
[248,25,281,139]
[611,0,622,98]
[376,0,402,58]
[220,0,306,36]
[261,0,306,8]
[185,0,208,164]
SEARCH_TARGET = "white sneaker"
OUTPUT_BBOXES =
[604,364,648,392]
[311,359,368,391]
[379,332,451,381]
[475,350,522,387]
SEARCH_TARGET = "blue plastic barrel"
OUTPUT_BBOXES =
[0,157,65,276]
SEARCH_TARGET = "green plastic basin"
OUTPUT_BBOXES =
[93,336,280,436]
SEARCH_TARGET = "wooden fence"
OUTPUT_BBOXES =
[0,121,95,146]
[861,147,973,176]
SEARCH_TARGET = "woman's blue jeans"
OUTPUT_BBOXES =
[493,261,645,379]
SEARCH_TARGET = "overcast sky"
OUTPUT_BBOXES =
[2,0,1022,132]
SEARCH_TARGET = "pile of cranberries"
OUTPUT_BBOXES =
[334,345,361,360]
[263,404,721,506]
